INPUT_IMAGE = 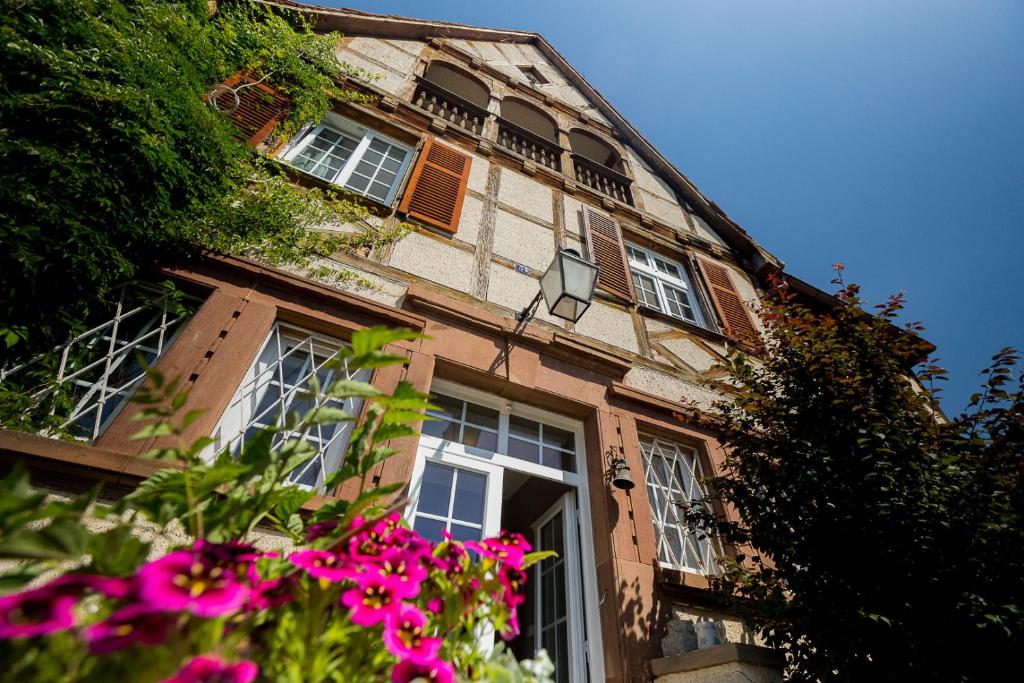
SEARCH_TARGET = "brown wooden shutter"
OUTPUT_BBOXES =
[696,258,761,348]
[581,206,636,302]
[399,137,472,233]
[212,72,292,147]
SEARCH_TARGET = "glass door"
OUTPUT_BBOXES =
[533,494,588,683]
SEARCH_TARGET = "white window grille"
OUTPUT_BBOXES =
[409,461,487,543]
[210,323,371,494]
[282,114,412,205]
[640,436,721,574]
[0,283,199,442]
[626,244,707,328]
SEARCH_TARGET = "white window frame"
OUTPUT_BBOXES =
[208,322,371,493]
[280,113,413,205]
[626,243,708,328]
[405,379,605,682]
[533,493,588,683]
[639,436,722,575]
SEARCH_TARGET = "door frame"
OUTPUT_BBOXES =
[532,492,588,683]
[404,379,606,682]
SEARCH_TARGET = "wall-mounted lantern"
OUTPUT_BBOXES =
[518,249,600,324]
[607,446,636,491]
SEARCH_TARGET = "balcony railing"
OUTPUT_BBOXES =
[571,153,634,205]
[412,78,488,135]
[496,119,562,172]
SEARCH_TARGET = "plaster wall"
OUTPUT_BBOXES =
[658,338,720,374]
[491,208,556,272]
[571,301,641,355]
[450,39,610,124]
[497,167,554,224]
[625,366,720,410]
[388,232,475,292]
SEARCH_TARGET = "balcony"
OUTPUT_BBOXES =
[572,153,634,205]
[412,78,488,136]
[496,119,562,172]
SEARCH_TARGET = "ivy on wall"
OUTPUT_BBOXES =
[0,0,410,429]
[0,0,398,363]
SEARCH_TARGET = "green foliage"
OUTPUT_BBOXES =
[690,268,1023,681]
[0,326,553,681]
[0,0,397,371]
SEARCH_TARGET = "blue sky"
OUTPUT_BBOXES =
[329,0,1024,412]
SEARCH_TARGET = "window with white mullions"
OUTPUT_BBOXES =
[640,437,721,575]
[508,415,577,472]
[282,114,412,205]
[626,243,708,328]
[0,283,200,442]
[210,324,371,493]
[422,392,500,452]
[409,461,487,543]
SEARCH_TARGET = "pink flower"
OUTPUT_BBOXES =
[377,553,427,599]
[306,519,339,541]
[469,531,531,567]
[137,550,249,617]
[0,584,78,639]
[497,564,527,609]
[428,540,467,574]
[340,576,399,626]
[425,597,443,614]
[85,605,176,654]
[288,550,351,582]
[391,659,455,683]
[162,655,258,683]
[383,604,441,664]
[247,575,297,611]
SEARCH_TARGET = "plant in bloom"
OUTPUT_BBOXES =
[163,655,258,683]
[0,325,554,681]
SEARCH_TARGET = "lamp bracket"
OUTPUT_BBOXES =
[516,290,544,322]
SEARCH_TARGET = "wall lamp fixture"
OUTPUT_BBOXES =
[517,248,600,324]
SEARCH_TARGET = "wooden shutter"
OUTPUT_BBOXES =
[212,72,292,147]
[581,206,636,302]
[696,258,761,348]
[399,137,472,233]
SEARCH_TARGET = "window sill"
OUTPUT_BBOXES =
[270,157,398,217]
[637,305,731,346]
[0,427,345,516]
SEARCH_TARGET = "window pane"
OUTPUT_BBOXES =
[508,436,540,464]
[509,415,540,441]
[451,469,486,523]
[448,523,481,543]
[413,517,446,543]
[427,393,463,421]
[417,462,454,517]
[542,425,575,451]
[213,325,368,494]
[542,447,575,472]
[464,402,500,430]
[420,416,460,441]
[343,135,407,203]
[462,425,498,451]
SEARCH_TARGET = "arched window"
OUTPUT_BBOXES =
[413,61,491,134]
[496,98,562,171]
[422,61,490,108]
[568,129,633,205]
[499,98,558,142]
[568,129,622,171]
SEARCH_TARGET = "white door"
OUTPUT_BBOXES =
[534,493,588,683]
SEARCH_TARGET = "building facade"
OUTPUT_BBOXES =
[0,3,810,681]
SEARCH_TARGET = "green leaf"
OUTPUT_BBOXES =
[325,379,383,399]
[0,518,89,560]
[349,326,421,356]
